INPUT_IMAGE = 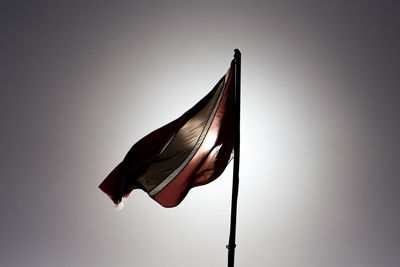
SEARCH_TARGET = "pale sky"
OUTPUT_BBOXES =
[1,1,399,266]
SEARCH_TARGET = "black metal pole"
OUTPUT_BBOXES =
[227,49,241,267]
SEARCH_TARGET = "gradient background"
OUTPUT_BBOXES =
[1,1,399,266]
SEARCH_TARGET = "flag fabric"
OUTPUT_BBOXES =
[99,62,235,207]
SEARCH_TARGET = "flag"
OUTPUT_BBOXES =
[99,61,235,207]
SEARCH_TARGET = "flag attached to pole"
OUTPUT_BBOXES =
[99,61,235,208]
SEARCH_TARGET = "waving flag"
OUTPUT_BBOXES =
[99,62,235,207]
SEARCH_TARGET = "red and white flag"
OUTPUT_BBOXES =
[99,62,235,207]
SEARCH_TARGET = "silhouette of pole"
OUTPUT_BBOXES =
[227,49,241,267]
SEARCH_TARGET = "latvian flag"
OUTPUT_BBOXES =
[99,61,235,207]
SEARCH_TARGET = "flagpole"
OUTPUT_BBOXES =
[227,49,241,267]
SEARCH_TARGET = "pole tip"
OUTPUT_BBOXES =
[234,49,241,62]
[234,49,241,56]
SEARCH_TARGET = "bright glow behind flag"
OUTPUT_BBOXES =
[99,62,235,207]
